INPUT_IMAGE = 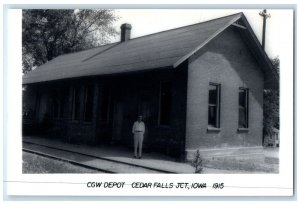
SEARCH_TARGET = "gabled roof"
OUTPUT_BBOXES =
[22,12,278,88]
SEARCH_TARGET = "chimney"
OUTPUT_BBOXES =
[120,23,132,42]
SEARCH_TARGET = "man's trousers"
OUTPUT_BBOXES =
[134,132,144,157]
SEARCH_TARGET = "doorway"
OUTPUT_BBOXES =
[112,100,123,143]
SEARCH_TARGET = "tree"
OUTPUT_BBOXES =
[22,9,118,73]
[263,56,279,146]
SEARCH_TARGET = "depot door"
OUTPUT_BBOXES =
[112,100,123,142]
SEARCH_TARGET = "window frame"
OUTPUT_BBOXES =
[158,81,172,126]
[51,99,60,119]
[83,84,94,123]
[59,97,64,119]
[100,87,111,123]
[207,82,221,129]
[72,86,81,122]
[51,91,64,120]
[238,87,249,129]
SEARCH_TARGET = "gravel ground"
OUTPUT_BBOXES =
[22,152,101,173]
[263,147,279,158]
[22,151,246,174]
[23,136,280,174]
[201,148,279,173]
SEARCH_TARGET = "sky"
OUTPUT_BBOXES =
[109,9,293,59]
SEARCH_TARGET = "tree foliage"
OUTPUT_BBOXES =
[263,56,280,145]
[22,9,118,73]
[271,57,280,76]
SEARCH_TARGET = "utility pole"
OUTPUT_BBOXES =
[259,9,271,50]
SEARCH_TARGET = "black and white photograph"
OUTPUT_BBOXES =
[2,2,295,199]
[21,9,280,174]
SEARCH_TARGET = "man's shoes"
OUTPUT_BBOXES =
[138,156,142,159]
[133,156,137,158]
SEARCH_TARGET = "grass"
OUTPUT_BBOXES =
[202,157,279,173]
[22,152,100,173]
[200,148,279,173]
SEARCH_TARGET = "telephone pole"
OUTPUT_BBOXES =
[259,9,271,50]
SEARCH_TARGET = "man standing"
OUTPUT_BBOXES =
[132,115,145,159]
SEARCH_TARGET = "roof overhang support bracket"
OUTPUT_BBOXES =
[232,23,247,30]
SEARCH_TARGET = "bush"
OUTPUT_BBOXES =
[191,150,203,173]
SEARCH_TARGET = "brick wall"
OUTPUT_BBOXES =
[186,27,264,158]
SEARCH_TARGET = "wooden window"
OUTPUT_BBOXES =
[100,88,110,122]
[208,83,221,128]
[51,93,64,119]
[51,99,60,119]
[159,81,172,125]
[72,87,80,121]
[59,97,64,118]
[83,85,94,122]
[238,88,249,128]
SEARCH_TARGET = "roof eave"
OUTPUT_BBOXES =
[239,13,279,89]
[173,12,279,90]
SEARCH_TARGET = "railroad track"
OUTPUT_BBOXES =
[23,148,114,173]
[23,141,175,174]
